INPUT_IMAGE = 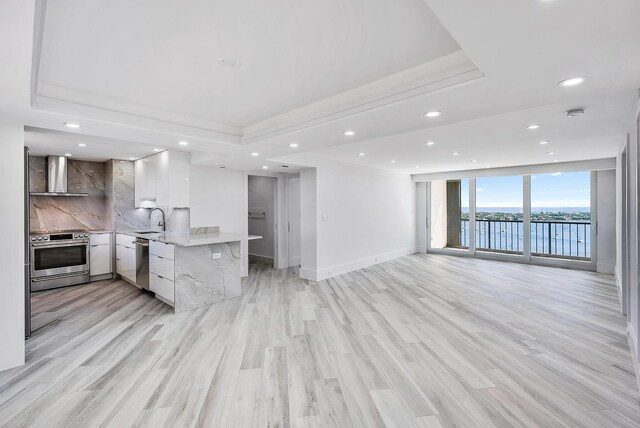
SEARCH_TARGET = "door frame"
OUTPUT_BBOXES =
[285,175,301,267]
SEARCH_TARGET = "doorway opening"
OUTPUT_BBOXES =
[248,175,277,267]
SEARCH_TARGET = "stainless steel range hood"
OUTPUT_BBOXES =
[30,156,88,197]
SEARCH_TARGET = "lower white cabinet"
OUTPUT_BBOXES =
[90,233,112,278]
[120,246,137,284]
[150,242,175,306]
[150,273,174,304]
[116,233,137,284]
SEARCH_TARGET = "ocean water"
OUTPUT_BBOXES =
[457,207,591,258]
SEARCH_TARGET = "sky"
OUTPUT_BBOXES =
[460,171,590,209]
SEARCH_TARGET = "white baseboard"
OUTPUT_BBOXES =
[416,245,427,254]
[596,262,615,274]
[299,268,318,281]
[301,247,416,282]
[627,322,640,396]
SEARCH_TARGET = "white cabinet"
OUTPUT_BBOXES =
[135,150,190,208]
[150,241,175,306]
[150,273,174,304]
[120,246,137,284]
[116,233,137,284]
[89,233,112,277]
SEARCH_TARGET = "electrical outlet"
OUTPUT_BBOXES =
[212,252,222,259]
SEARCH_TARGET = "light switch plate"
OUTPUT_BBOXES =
[212,253,222,259]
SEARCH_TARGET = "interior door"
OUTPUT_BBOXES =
[288,178,301,267]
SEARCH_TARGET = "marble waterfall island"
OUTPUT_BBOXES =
[119,230,261,312]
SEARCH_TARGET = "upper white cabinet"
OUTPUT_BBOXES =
[135,150,190,208]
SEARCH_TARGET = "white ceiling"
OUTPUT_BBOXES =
[5,0,640,175]
[38,0,460,128]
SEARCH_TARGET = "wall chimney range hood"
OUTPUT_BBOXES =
[30,156,89,197]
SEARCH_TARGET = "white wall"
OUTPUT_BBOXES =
[597,170,616,273]
[189,166,248,275]
[0,124,25,371]
[300,168,318,279]
[300,159,416,281]
[247,175,276,260]
[616,94,640,392]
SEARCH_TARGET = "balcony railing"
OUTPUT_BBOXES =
[458,219,591,259]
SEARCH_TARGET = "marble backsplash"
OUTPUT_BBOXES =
[29,157,107,231]
[30,157,189,233]
[106,160,149,231]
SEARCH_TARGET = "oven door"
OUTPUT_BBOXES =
[30,241,89,279]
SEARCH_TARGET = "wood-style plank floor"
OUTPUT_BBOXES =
[1,254,639,427]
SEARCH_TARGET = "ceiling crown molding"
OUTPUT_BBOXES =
[241,51,483,143]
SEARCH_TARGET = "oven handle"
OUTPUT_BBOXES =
[31,241,89,248]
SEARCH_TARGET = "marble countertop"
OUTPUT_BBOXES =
[118,230,262,247]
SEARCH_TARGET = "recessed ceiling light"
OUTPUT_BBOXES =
[471,160,478,163]
[552,159,559,162]
[358,152,365,157]
[424,111,442,118]
[558,77,585,87]
[415,166,420,169]
[546,151,555,155]
[391,160,396,164]
[178,141,189,146]
[251,152,259,157]
[78,143,87,147]
[129,157,136,160]
[262,165,268,169]
[64,153,72,157]
[451,152,460,156]
[344,130,356,136]
[152,148,162,152]
[289,143,299,148]
[527,124,541,130]
[538,141,550,145]
[426,141,435,146]
[64,123,80,129]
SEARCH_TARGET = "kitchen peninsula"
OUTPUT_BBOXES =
[117,228,261,313]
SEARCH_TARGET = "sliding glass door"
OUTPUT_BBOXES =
[530,171,591,260]
[429,179,469,251]
[475,175,524,254]
[428,170,595,265]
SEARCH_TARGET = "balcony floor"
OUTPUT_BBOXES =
[0,255,638,427]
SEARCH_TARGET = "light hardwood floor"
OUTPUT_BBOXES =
[1,254,639,427]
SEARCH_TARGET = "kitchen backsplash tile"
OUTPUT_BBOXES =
[29,157,107,231]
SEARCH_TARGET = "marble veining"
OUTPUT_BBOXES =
[108,160,150,231]
[150,207,190,233]
[190,226,220,234]
[29,157,106,231]
[174,241,241,312]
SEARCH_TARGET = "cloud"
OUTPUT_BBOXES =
[476,188,483,192]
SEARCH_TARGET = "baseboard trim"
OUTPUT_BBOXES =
[302,247,416,282]
[627,322,640,397]
[596,262,615,274]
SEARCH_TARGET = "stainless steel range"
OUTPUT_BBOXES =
[30,230,90,291]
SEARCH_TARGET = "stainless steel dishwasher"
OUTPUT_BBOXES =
[134,238,150,290]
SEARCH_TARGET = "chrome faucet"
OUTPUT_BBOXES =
[149,208,166,232]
